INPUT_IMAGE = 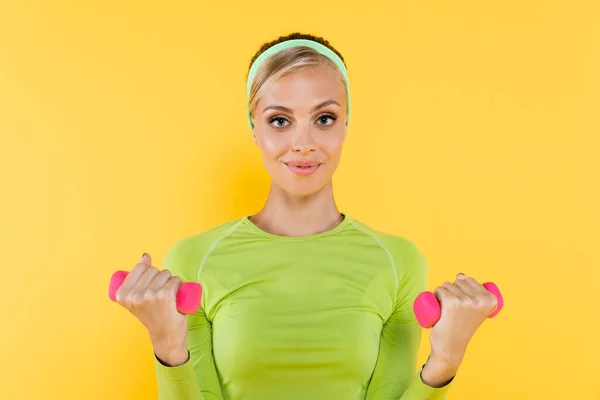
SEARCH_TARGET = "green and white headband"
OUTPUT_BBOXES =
[246,39,351,131]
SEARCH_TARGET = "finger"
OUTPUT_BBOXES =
[455,274,488,296]
[453,278,480,299]
[455,274,498,313]
[440,281,467,299]
[120,252,152,290]
[163,275,183,297]
[149,269,172,291]
[433,285,465,316]
[120,262,149,291]
[433,285,453,303]
[133,266,160,292]
[140,252,151,267]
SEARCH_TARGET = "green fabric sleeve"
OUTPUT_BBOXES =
[364,237,452,399]
[153,238,224,400]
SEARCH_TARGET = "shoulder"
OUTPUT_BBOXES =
[162,217,245,281]
[347,216,428,278]
[169,218,244,253]
[348,216,429,303]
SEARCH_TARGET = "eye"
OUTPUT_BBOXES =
[269,116,290,128]
[316,113,337,126]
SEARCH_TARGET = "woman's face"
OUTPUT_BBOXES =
[251,64,348,197]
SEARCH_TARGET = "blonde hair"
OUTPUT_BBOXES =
[247,46,348,121]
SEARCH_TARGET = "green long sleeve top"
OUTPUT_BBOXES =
[153,214,452,399]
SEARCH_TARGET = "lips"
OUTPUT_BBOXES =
[284,160,322,176]
[285,160,320,168]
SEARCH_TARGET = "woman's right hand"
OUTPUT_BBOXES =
[115,253,189,366]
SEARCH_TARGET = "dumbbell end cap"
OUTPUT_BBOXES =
[109,271,129,302]
[177,282,203,314]
[482,282,503,318]
[413,291,441,329]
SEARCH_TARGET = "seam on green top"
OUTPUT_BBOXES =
[196,218,245,283]
[348,221,399,295]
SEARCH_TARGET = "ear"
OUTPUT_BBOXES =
[249,114,258,145]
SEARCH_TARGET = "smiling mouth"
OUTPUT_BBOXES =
[284,162,321,176]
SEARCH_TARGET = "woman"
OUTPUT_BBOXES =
[115,32,498,399]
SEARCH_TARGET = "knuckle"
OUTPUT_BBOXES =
[115,289,127,305]
[130,293,146,308]
[446,297,461,308]
[144,288,159,301]
[159,269,172,278]
[155,289,167,299]
[155,290,170,304]
[486,293,498,306]
[170,276,182,285]
[455,299,470,310]
[470,297,482,308]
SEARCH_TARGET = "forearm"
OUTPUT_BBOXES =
[152,331,205,399]
[364,336,454,399]
[155,355,204,400]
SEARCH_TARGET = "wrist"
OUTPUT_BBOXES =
[421,354,460,388]
[428,350,463,370]
[153,344,189,367]
[150,334,188,367]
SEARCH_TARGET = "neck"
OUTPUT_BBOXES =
[249,180,344,237]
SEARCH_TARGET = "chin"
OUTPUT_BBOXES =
[287,188,321,197]
[281,181,330,197]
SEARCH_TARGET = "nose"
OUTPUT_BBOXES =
[291,126,317,155]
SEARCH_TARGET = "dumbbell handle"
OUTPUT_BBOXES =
[108,270,202,315]
[413,282,503,328]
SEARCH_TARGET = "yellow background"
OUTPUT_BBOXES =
[1,1,598,399]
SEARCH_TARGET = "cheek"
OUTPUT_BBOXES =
[257,132,287,160]
[319,135,345,160]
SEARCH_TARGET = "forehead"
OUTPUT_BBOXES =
[259,65,347,108]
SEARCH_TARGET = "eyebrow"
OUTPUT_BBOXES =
[262,100,341,114]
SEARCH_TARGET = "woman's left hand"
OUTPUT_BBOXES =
[421,273,498,387]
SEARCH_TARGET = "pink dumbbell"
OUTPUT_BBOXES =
[108,270,202,315]
[413,281,504,328]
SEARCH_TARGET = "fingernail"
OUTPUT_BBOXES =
[457,272,465,278]
[141,252,148,261]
